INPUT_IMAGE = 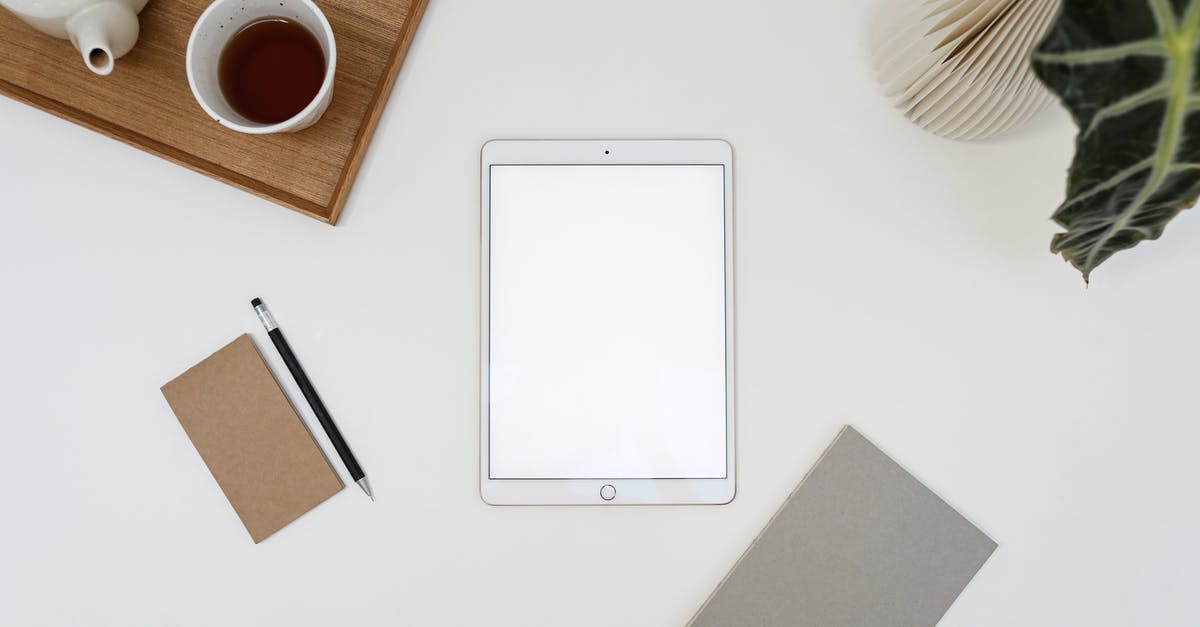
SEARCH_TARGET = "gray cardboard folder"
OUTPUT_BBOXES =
[162,334,343,543]
[689,426,996,627]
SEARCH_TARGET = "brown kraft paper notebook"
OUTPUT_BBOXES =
[162,334,343,543]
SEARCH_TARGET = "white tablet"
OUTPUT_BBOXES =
[480,140,735,505]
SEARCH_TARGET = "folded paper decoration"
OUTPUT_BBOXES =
[874,0,1061,140]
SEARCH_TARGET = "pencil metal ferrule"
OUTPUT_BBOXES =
[254,304,278,332]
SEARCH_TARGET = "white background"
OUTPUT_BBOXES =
[1,1,1198,626]
[489,165,727,480]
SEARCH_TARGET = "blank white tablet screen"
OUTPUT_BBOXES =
[488,164,727,479]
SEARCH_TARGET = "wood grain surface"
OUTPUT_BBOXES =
[0,0,427,224]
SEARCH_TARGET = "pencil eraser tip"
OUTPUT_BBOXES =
[251,297,262,308]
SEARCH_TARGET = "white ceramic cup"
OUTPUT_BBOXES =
[185,0,336,134]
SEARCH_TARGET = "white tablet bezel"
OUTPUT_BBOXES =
[480,139,735,505]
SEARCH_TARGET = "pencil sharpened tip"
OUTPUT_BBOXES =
[356,477,374,501]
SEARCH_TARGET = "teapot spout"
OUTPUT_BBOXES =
[65,1,140,75]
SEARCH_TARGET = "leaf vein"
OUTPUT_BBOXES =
[1032,39,1167,65]
[1055,157,1155,217]
[1083,83,1170,136]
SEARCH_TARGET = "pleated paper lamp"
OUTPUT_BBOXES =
[873,0,1061,140]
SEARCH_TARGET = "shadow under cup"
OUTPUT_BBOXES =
[187,0,336,134]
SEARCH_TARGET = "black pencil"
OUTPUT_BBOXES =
[252,297,373,500]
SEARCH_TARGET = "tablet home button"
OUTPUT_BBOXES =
[600,484,616,501]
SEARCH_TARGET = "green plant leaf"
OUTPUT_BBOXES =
[1032,0,1200,280]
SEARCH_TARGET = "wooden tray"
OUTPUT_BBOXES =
[0,0,427,224]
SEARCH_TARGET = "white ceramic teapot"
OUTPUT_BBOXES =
[1,0,148,75]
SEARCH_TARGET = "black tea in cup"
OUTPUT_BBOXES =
[218,18,326,124]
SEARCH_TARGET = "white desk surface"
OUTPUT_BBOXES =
[3,1,1198,625]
